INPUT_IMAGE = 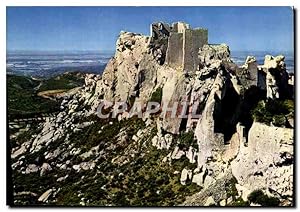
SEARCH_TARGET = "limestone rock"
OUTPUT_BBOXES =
[38,189,53,202]
[180,168,193,185]
[231,122,293,202]
[220,199,226,206]
[11,144,28,159]
[263,55,289,99]
[204,196,215,206]
[171,146,185,160]
[161,73,190,134]
[151,133,173,149]
[194,73,227,168]
[40,163,52,176]
[72,161,96,172]
[186,146,197,163]
[192,172,205,186]
[25,164,39,174]
[198,44,231,66]
[57,175,69,182]
[94,31,157,104]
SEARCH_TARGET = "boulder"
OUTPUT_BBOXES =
[220,199,226,206]
[40,163,52,176]
[204,196,216,206]
[38,189,53,202]
[25,164,39,174]
[180,168,193,185]
[171,146,185,160]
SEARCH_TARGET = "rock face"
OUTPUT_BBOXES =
[231,122,293,203]
[194,72,227,168]
[263,55,289,99]
[198,44,231,66]
[93,21,211,134]
[183,171,234,206]
[94,31,157,103]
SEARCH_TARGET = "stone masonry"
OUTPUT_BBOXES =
[150,22,208,73]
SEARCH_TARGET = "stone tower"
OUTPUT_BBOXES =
[150,21,208,73]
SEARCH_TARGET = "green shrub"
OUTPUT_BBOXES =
[230,197,250,206]
[273,115,286,127]
[177,131,197,149]
[251,99,294,127]
[248,190,280,206]
[225,177,238,198]
[150,87,163,103]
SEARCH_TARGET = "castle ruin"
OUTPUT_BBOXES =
[150,22,208,73]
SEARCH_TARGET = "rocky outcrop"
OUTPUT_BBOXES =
[151,133,173,150]
[231,122,293,204]
[242,56,259,87]
[183,170,234,206]
[198,44,231,66]
[180,168,193,185]
[10,21,294,206]
[94,31,157,104]
[263,55,289,99]
[194,72,227,168]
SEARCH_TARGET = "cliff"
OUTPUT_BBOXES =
[9,21,294,206]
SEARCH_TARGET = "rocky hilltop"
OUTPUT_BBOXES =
[9,22,294,206]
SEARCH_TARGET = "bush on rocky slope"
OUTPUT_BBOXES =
[177,131,197,150]
[150,87,163,103]
[230,197,250,206]
[251,99,294,127]
[11,116,201,206]
[248,190,280,206]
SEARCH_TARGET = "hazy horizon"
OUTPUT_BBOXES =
[6,48,294,55]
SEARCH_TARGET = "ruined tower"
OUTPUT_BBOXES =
[150,21,208,73]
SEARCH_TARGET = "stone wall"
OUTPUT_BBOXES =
[172,22,190,33]
[183,29,208,73]
[151,21,208,73]
[165,26,208,73]
[165,33,184,68]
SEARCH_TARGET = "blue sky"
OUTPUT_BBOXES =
[6,6,294,52]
